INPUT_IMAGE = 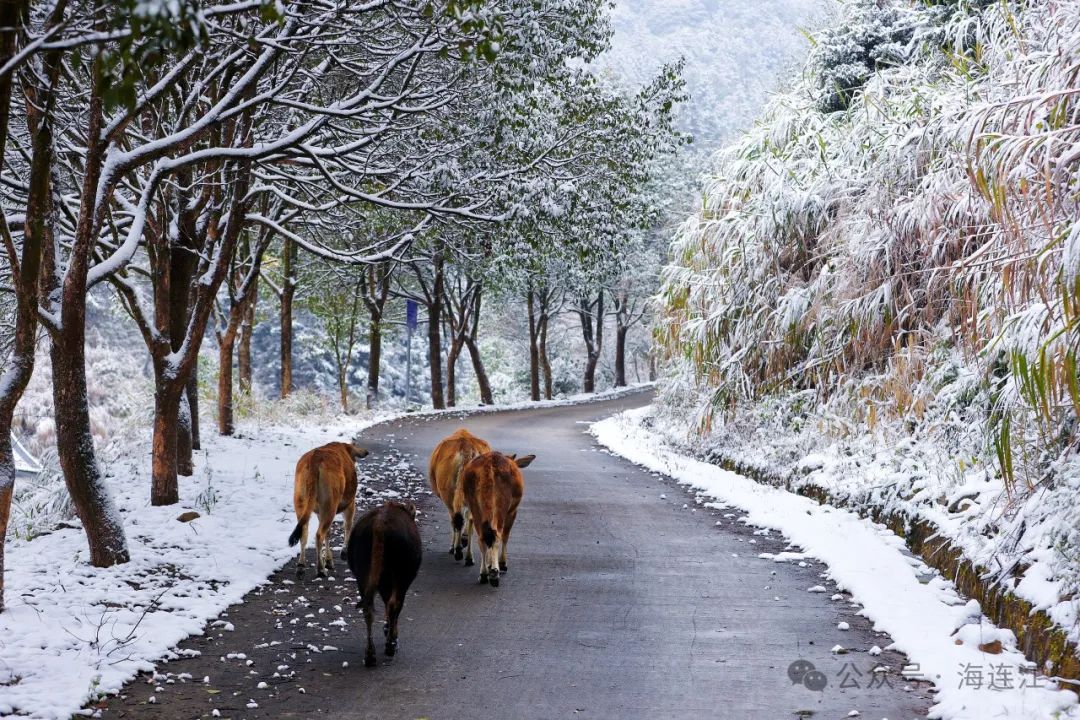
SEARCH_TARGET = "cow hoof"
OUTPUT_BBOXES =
[365,653,377,668]
[448,547,456,556]
[383,623,389,638]
[454,547,464,562]
[489,574,500,588]
[385,641,397,657]
[464,557,475,567]
[296,565,305,577]
[499,562,508,572]
[478,572,488,584]
[316,569,327,579]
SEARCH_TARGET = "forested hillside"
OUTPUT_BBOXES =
[658,0,1080,642]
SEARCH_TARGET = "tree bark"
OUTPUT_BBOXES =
[51,330,131,566]
[366,315,382,409]
[0,435,11,614]
[361,262,391,409]
[176,386,194,476]
[579,291,604,394]
[187,367,200,450]
[238,277,257,394]
[539,313,553,400]
[49,37,130,568]
[151,383,184,505]
[167,206,199,474]
[446,339,463,407]
[338,368,349,413]
[527,290,541,401]
[0,0,43,612]
[280,239,296,399]
[427,252,446,409]
[614,325,629,387]
[465,338,494,405]
[218,325,239,436]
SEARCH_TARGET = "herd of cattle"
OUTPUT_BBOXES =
[286,429,535,667]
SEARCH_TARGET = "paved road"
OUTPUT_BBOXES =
[101,392,931,719]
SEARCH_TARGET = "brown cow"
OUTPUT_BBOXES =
[287,441,369,577]
[347,500,422,667]
[428,428,491,565]
[461,451,535,587]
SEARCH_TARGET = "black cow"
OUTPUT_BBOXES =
[346,500,422,667]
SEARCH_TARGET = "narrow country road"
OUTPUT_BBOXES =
[101,391,931,719]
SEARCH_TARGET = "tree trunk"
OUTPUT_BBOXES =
[49,42,129,569]
[614,325,628,387]
[428,254,446,409]
[51,332,130,567]
[187,367,200,450]
[280,238,295,399]
[465,338,494,405]
[580,292,604,394]
[151,381,183,505]
[366,315,382,409]
[239,278,257,394]
[176,386,194,476]
[0,434,13,613]
[338,369,349,413]
[218,330,238,435]
[539,314,553,400]
[527,290,540,401]
[0,0,42,611]
[446,340,463,407]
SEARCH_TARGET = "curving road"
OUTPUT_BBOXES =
[101,391,931,719]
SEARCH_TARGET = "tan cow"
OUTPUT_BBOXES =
[461,451,535,587]
[428,428,491,565]
[287,441,369,577]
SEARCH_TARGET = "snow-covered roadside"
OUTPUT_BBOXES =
[0,418,385,720]
[592,405,1080,720]
[407,382,653,419]
[0,384,648,719]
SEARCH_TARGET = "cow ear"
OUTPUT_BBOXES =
[506,453,517,460]
[352,445,369,459]
[514,454,536,468]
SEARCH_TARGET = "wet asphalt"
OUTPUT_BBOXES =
[97,390,932,720]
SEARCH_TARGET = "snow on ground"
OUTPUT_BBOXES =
[0,418,384,720]
[0,384,647,720]
[592,405,1080,720]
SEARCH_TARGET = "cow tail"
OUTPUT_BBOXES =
[481,520,496,548]
[366,518,385,594]
[288,518,306,547]
[452,511,465,532]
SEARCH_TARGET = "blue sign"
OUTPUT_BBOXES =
[406,299,418,332]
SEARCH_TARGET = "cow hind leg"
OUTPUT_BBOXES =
[296,518,309,576]
[362,600,377,668]
[487,540,501,587]
[316,515,334,577]
[384,594,402,657]
[499,528,511,573]
[448,511,459,556]
[477,538,489,584]
[340,501,356,560]
[462,509,475,567]
[452,510,465,561]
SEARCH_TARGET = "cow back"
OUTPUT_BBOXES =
[428,429,492,506]
[294,442,359,513]
[347,503,422,601]
[462,452,524,532]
